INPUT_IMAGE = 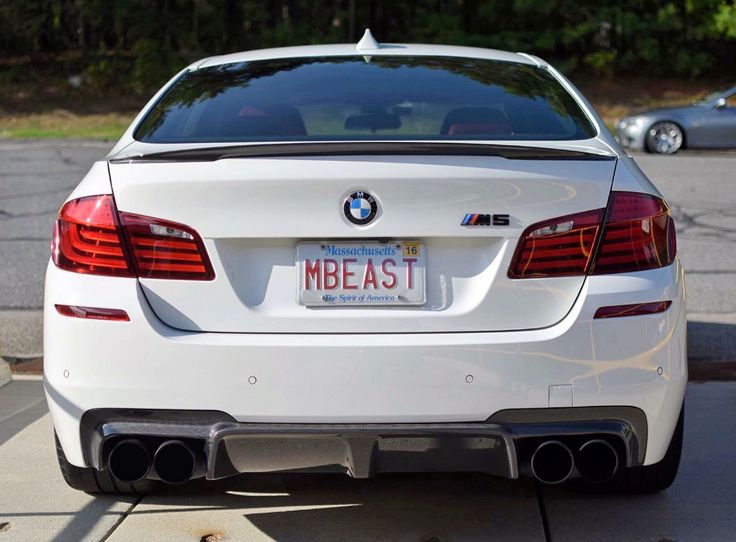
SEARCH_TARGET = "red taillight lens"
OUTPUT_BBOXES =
[509,192,676,278]
[51,195,214,281]
[508,209,604,278]
[52,195,134,277]
[591,192,676,274]
[594,301,671,319]
[55,304,130,321]
[118,212,215,280]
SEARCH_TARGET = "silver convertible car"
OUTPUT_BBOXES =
[616,86,736,154]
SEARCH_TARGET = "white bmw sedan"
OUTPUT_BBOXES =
[45,32,685,495]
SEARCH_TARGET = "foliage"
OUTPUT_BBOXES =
[129,38,185,94]
[714,1,736,37]
[1,0,735,96]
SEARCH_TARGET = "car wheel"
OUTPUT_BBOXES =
[645,122,684,154]
[55,432,154,495]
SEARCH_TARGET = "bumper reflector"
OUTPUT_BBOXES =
[55,304,130,321]
[594,301,671,319]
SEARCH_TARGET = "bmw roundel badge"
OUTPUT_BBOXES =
[343,191,379,226]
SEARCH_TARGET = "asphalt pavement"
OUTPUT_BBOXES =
[0,141,110,359]
[0,141,735,361]
[0,378,734,541]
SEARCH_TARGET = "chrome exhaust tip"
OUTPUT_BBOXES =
[530,440,575,485]
[577,439,619,484]
[108,439,151,483]
[153,440,198,485]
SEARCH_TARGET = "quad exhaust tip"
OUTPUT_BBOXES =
[153,440,198,485]
[530,440,575,485]
[529,438,621,485]
[576,439,620,484]
[108,439,151,483]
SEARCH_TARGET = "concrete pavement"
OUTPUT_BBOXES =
[107,475,544,541]
[0,378,46,447]
[0,379,733,541]
[0,398,135,541]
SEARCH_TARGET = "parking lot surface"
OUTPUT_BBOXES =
[0,379,734,541]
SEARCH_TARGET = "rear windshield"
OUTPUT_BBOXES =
[135,56,596,143]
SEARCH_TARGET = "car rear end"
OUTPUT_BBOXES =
[44,45,686,491]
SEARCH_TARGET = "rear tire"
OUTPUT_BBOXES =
[55,432,153,495]
[585,404,684,494]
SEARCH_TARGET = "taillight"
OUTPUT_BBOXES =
[590,192,676,274]
[52,195,134,277]
[119,212,215,280]
[509,192,676,278]
[52,195,214,280]
[508,209,604,278]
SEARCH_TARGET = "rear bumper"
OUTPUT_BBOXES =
[81,406,646,480]
[44,259,687,470]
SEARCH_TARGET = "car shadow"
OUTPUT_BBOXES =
[136,473,545,541]
[0,380,47,447]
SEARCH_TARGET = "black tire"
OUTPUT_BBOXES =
[55,432,154,495]
[585,404,684,494]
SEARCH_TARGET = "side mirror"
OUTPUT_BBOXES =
[714,97,727,109]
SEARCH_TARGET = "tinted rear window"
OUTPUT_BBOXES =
[135,56,596,143]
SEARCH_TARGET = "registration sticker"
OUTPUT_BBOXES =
[402,241,421,258]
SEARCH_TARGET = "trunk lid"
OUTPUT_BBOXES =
[109,149,616,333]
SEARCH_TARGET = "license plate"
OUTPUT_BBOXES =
[297,241,426,306]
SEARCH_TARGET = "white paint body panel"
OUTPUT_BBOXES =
[109,156,615,333]
[45,44,686,477]
[45,259,686,468]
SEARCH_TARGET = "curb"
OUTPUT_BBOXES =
[0,359,11,388]
[0,310,43,359]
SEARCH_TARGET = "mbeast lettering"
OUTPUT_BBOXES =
[302,257,416,291]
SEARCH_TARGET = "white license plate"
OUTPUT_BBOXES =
[297,241,426,306]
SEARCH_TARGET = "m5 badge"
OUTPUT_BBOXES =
[461,213,510,226]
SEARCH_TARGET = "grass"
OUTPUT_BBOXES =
[0,111,134,140]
